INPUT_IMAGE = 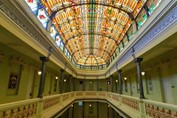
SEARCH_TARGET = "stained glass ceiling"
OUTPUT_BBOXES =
[25,0,161,70]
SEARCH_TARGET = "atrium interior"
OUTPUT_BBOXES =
[0,0,177,118]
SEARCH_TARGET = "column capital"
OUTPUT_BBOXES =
[39,56,48,62]
[60,69,65,73]
[134,58,143,63]
[117,70,122,73]
[69,75,72,78]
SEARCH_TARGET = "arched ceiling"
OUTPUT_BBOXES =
[25,0,161,68]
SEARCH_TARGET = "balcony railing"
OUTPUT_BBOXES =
[0,91,177,118]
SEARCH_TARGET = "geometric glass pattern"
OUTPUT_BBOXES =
[25,0,161,70]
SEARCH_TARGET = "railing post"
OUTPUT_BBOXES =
[36,99,44,118]
[139,99,146,118]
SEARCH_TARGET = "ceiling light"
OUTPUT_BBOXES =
[116,80,118,83]
[89,104,92,107]
[38,71,42,75]
[107,81,110,84]
[90,81,92,84]
[55,76,58,80]
[64,79,66,82]
[124,77,127,80]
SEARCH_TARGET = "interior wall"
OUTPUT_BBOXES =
[1,40,177,105]
[0,43,60,104]
[120,48,177,104]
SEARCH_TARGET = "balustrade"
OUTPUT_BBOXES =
[122,96,139,111]
[43,96,61,110]
[0,99,38,118]
[112,94,120,101]
[144,99,177,118]
[0,92,177,118]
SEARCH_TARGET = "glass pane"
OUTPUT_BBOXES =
[56,35,61,46]
[119,42,124,52]
[146,0,161,15]
[122,36,128,46]
[37,8,49,28]
[136,8,147,29]
[50,26,57,39]
[60,42,64,51]
[25,0,38,13]
[127,25,135,40]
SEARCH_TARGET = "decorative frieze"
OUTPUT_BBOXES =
[9,56,27,65]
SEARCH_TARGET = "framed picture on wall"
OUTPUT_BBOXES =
[8,72,19,89]
[7,63,22,95]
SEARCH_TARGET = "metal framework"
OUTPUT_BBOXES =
[25,0,161,67]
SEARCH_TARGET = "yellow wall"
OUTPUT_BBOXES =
[1,41,177,105]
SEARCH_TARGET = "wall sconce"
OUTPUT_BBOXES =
[55,76,58,80]
[38,71,42,75]
[116,80,118,83]
[71,104,73,107]
[107,81,110,84]
[89,81,92,84]
[64,79,66,82]
[124,77,127,80]
[89,104,92,107]
[141,71,145,76]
